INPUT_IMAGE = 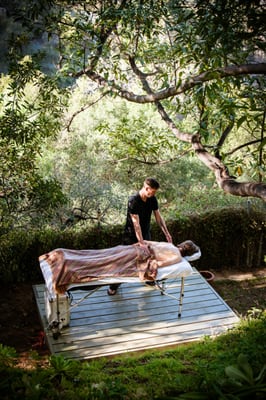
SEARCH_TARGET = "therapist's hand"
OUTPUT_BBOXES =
[138,241,151,257]
[165,233,172,243]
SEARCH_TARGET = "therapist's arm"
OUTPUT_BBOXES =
[154,209,172,243]
[130,214,145,244]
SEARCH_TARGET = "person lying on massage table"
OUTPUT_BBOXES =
[39,240,200,295]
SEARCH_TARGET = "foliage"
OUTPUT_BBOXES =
[1,0,265,207]
[176,353,266,399]
[0,56,68,234]
[0,344,17,369]
[34,80,210,229]
[36,80,255,230]
[0,0,265,235]
[225,353,265,388]
[0,312,265,399]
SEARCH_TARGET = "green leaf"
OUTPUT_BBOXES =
[255,364,266,383]
[237,354,254,384]
[225,365,253,385]
[236,115,246,129]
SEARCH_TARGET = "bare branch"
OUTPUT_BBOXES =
[64,91,110,131]
[112,150,191,165]
[128,56,192,142]
[225,139,262,156]
[192,134,266,200]
[214,122,234,159]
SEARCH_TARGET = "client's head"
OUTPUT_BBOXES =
[177,240,200,257]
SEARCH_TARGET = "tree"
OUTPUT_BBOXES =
[5,0,266,200]
[0,52,67,233]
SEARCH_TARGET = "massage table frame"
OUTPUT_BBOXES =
[45,276,186,339]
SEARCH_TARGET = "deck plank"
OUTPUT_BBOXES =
[33,270,240,360]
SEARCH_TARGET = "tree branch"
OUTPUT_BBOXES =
[112,151,190,165]
[225,139,262,156]
[214,121,234,159]
[79,63,266,103]
[128,56,192,142]
[64,91,110,132]
[192,133,266,200]
[128,57,266,201]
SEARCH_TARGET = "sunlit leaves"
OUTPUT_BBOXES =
[0,59,67,232]
[96,103,182,164]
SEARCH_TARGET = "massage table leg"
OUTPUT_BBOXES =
[47,286,103,339]
[154,277,185,318]
[44,289,71,337]
[178,277,185,318]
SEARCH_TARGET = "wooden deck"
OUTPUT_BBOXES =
[33,270,240,360]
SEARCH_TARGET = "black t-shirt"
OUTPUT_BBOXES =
[123,192,158,243]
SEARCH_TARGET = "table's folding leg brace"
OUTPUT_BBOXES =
[155,277,185,318]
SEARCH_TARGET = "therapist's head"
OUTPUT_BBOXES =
[143,177,160,198]
[177,240,199,257]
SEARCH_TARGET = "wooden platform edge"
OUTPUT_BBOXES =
[32,276,241,360]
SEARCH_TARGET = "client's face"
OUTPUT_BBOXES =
[177,241,195,256]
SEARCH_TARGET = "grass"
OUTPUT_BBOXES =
[1,311,265,399]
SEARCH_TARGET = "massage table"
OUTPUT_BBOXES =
[38,244,201,338]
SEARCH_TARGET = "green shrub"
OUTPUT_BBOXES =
[0,208,265,284]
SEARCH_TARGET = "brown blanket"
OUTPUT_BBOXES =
[39,242,183,294]
[39,244,153,294]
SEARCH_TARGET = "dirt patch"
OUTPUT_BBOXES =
[212,276,266,317]
[0,269,265,368]
[210,266,266,282]
[0,283,50,368]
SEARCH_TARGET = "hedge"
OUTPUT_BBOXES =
[0,208,265,284]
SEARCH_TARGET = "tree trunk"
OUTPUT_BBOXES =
[191,133,266,201]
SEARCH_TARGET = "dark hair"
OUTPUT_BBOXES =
[177,240,199,257]
[145,177,160,190]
